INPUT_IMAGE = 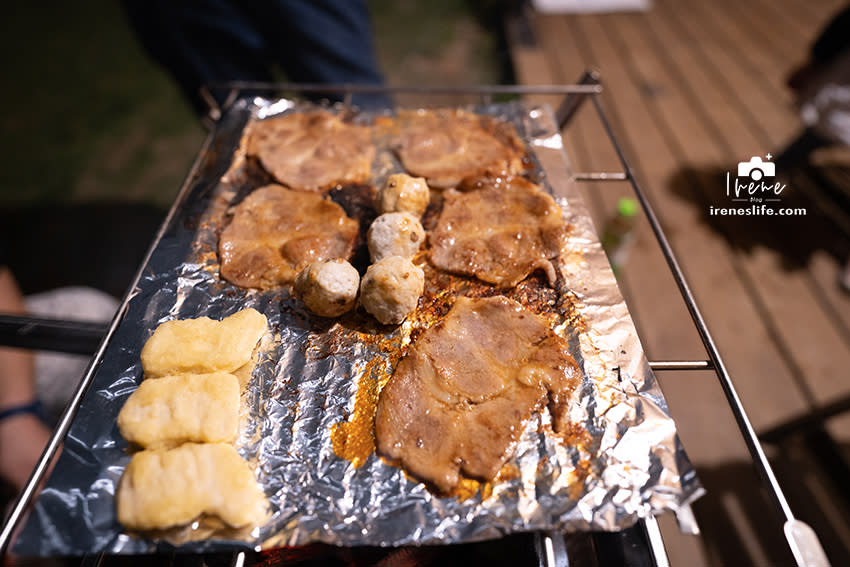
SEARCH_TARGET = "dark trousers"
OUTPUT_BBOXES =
[122,0,391,115]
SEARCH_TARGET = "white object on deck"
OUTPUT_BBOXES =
[532,0,651,14]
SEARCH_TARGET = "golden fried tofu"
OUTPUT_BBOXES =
[117,372,240,449]
[117,443,266,531]
[140,308,267,378]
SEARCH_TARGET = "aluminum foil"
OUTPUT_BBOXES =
[12,97,703,556]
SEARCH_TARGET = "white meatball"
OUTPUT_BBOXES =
[293,259,360,318]
[367,212,426,263]
[377,173,430,216]
[359,256,424,325]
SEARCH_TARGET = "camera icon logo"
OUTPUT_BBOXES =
[737,156,775,181]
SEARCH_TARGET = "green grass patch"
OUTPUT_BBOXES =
[0,0,202,206]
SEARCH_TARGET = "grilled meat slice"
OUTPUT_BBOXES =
[219,184,358,289]
[429,176,566,288]
[375,296,581,492]
[393,109,525,188]
[247,111,374,192]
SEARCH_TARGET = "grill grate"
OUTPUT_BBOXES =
[0,78,828,567]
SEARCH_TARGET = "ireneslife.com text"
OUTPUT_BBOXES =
[709,204,807,216]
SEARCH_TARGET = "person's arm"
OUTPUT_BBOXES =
[0,266,51,492]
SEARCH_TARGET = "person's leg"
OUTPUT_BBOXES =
[122,0,275,117]
[243,0,393,109]
[0,266,51,494]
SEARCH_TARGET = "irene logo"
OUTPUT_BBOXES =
[737,155,775,181]
[726,154,785,203]
[710,154,806,217]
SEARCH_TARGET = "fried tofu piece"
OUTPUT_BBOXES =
[117,372,240,449]
[117,443,266,531]
[140,308,267,378]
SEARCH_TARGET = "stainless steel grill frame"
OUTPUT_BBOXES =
[0,77,829,567]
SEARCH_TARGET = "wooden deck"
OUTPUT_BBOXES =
[507,1,850,565]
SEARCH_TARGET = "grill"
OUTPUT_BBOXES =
[0,77,829,566]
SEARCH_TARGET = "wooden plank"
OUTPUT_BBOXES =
[553,20,801,559]
[532,14,716,567]
[767,0,847,35]
[527,13,598,175]
[504,11,563,111]
[604,7,848,557]
[700,0,844,78]
[509,13,696,363]
[741,0,843,54]
[656,0,799,148]
[667,0,850,344]
[809,251,850,351]
[674,0,850,356]
[533,13,625,236]
[515,3,850,564]
[706,0,810,64]
[663,2,791,104]
[574,11,812,429]
[647,1,850,406]
[574,13,823,565]
[561,11,803,565]
[539,15,710,364]
[537,14,624,172]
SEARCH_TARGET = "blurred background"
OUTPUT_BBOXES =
[0,0,510,296]
[3,0,850,565]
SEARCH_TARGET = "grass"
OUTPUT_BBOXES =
[0,1,203,208]
[371,0,511,93]
[0,1,505,208]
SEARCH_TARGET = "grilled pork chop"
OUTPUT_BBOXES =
[219,184,358,289]
[247,111,375,192]
[375,296,581,493]
[429,176,567,288]
[393,110,525,188]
